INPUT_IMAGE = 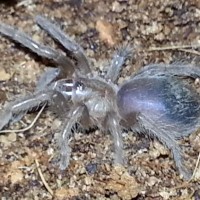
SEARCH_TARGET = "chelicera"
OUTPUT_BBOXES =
[0,15,199,180]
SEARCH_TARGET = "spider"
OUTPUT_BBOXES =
[0,15,200,180]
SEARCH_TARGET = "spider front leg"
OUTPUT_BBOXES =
[0,90,68,131]
[59,105,87,170]
[106,112,124,165]
[0,23,75,77]
[35,15,91,75]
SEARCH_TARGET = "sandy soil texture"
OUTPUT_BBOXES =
[0,0,200,199]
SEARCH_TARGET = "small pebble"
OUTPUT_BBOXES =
[85,163,97,174]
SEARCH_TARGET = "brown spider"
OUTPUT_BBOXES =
[0,15,200,180]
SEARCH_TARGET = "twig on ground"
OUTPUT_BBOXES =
[35,159,54,196]
[0,104,46,134]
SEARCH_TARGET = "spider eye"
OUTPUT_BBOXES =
[74,81,85,91]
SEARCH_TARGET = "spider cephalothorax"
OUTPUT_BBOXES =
[0,16,200,180]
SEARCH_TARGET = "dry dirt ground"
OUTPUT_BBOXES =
[0,0,200,199]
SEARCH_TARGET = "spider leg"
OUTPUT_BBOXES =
[35,15,91,75]
[106,112,124,165]
[137,113,191,180]
[59,105,87,170]
[106,45,132,83]
[134,63,200,79]
[0,90,68,131]
[0,23,75,77]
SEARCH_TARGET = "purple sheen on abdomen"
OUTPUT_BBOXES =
[117,77,199,129]
[117,78,166,125]
[120,92,165,115]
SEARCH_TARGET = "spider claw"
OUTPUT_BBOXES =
[117,43,133,59]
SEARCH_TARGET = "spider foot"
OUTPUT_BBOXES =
[0,109,12,130]
[113,150,124,166]
[59,145,72,170]
[179,164,192,180]
[173,151,192,180]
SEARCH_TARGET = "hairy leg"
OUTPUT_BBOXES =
[106,45,132,83]
[0,23,75,76]
[137,113,191,180]
[0,90,68,130]
[59,105,87,170]
[134,63,200,80]
[35,15,91,75]
[106,112,124,165]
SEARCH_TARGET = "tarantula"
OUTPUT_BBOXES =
[0,15,200,180]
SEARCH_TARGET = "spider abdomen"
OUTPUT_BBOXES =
[117,77,200,136]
